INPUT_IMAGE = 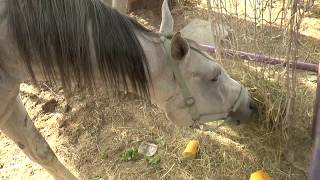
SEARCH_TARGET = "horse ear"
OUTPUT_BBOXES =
[160,0,174,34]
[171,32,189,60]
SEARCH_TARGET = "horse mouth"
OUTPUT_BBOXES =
[229,97,257,125]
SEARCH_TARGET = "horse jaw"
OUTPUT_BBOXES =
[159,0,174,35]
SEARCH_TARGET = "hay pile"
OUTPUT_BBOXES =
[1,0,319,179]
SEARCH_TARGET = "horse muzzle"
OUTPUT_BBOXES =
[229,97,257,125]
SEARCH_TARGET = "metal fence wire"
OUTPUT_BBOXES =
[204,0,317,139]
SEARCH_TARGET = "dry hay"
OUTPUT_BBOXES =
[0,82,310,179]
[1,0,319,179]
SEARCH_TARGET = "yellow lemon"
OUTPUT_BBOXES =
[250,170,270,180]
[182,140,199,159]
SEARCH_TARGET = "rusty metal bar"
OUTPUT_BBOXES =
[200,44,318,73]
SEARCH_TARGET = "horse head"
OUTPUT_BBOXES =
[151,0,256,127]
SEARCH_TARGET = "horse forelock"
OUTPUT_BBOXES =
[5,0,151,99]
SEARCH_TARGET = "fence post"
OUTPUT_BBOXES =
[309,63,320,180]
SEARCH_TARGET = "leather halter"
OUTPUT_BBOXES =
[160,35,246,128]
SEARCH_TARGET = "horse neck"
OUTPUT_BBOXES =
[1,23,169,103]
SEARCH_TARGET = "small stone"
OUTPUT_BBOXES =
[138,141,158,157]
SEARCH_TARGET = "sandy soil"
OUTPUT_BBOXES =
[1,1,320,180]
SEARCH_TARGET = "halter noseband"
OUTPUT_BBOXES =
[160,35,246,128]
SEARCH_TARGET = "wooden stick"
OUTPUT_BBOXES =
[200,44,318,73]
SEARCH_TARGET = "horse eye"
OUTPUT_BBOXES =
[210,77,219,82]
[210,68,221,82]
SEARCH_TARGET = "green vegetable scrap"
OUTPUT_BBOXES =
[120,147,138,161]
[90,175,102,180]
[146,156,161,167]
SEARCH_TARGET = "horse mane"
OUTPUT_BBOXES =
[6,0,151,98]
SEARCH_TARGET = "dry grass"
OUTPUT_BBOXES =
[37,79,313,179]
[1,0,319,179]
[1,76,311,179]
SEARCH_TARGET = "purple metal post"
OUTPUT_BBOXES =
[309,64,320,180]
[200,44,318,73]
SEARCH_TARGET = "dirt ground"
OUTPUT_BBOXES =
[1,1,320,180]
[2,83,313,180]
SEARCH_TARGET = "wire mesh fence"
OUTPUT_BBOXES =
[203,0,318,140]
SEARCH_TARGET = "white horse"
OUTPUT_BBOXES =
[0,0,255,179]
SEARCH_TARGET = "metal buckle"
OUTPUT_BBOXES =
[185,97,195,107]
[160,36,166,42]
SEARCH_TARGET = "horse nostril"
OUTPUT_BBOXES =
[249,100,256,111]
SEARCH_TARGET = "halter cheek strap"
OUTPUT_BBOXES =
[160,35,246,128]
